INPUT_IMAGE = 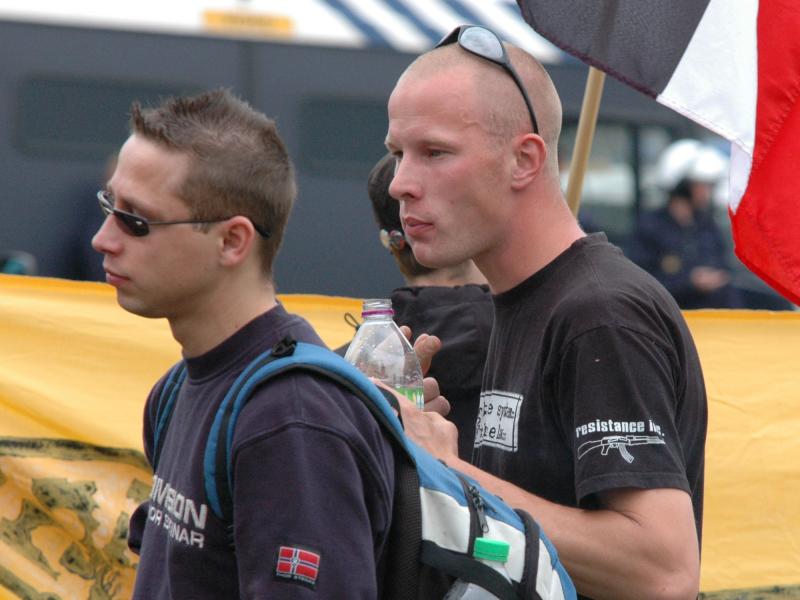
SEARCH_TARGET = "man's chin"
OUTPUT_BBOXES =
[412,256,442,269]
[410,248,456,270]
[116,293,162,319]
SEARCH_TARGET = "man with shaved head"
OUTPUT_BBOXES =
[386,26,707,600]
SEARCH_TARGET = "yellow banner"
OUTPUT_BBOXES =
[685,310,800,596]
[0,275,359,599]
[0,275,797,598]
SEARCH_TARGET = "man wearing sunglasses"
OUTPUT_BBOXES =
[386,25,706,600]
[93,89,395,599]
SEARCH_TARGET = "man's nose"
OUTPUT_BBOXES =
[91,213,122,255]
[389,157,420,202]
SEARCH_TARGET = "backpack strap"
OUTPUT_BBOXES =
[516,509,576,600]
[203,336,415,521]
[151,362,188,470]
[153,336,576,599]
[201,336,424,597]
[377,443,422,600]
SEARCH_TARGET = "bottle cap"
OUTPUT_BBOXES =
[361,298,394,318]
[473,537,510,563]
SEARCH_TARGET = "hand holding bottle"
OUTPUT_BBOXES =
[344,299,425,409]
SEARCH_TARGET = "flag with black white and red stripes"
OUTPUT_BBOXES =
[517,0,800,305]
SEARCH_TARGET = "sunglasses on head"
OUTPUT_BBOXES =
[435,25,539,135]
[97,190,270,238]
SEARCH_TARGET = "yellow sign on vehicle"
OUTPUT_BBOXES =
[202,9,293,39]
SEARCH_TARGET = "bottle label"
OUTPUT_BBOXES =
[396,386,424,410]
[361,309,394,317]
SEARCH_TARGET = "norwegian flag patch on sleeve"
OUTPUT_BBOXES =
[274,545,321,588]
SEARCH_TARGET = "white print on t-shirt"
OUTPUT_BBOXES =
[474,390,523,452]
[575,418,665,463]
[148,474,208,548]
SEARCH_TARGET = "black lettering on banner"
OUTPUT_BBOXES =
[0,437,153,598]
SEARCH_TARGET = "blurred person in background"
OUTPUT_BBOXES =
[629,139,742,309]
[0,250,37,275]
[339,152,492,459]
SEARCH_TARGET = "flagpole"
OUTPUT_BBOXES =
[565,67,606,217]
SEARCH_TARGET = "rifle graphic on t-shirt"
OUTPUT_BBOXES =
[577,435,665,463]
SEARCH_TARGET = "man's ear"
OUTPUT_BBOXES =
[218,216,257,267]
[511,134,547,191]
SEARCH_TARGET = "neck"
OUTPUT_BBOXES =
[406,261,487,287]
[478,188,584,294]
[169,276,277,358]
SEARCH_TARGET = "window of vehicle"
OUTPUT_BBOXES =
[297,97,387,178]
[16,76,199,159]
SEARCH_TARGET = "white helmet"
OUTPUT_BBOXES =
[656,139,728,190]
[689,145,728,182]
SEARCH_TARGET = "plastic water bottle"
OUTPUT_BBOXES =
[344,298,424,409]
[443,538,512,599]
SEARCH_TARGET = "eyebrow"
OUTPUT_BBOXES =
[104,188,148,215]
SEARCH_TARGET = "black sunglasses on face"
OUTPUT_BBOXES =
[97,191,270,238]
[435,25,539,135]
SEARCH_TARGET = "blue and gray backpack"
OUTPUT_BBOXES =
[153,336,576,600]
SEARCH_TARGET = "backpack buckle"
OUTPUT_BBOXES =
[271,336,297,358]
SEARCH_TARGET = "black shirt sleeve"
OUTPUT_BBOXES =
[557,325,690,504]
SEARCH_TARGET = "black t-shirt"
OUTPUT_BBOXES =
[391,284,493,458]
[129,304,395,599]
[475,234,707,547]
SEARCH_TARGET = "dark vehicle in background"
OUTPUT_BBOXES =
[0,2,790,308]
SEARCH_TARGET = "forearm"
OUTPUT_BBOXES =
[449,458,699,600]
[395,373,700,599]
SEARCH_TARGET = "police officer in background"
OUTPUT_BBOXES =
[629,139,742,309]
